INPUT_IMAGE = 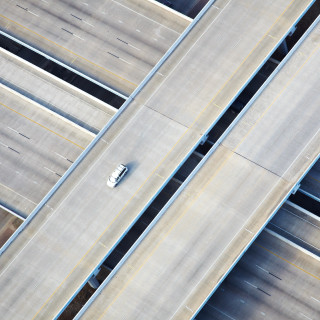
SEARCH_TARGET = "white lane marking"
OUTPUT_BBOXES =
[244,280,257,289]
[111,0,179,34]
[256,264,281,280]
[240,299,245,304]
[207,304,237,320]
[54,152,67,160]
[311,296,320,303]
[261,312,266,316]
[16,5,39,17]
[41,0,48,3]
[300,312,313,320]
[7,127,30,139]
[83,20,94,27]
[185,306,192,312]
[153,38,158,41]
[128,43,141,51]
[269,222,320,251]
[119,58,131,65]
[74,34,84,41]
[245,228,253,234]
[28,10,39,17]
[82,2,88,6]
[256,264,268,273]
[7,126,19,134]
[44,167,56,174]
[136,29,141,33]
[118,20,123,24]
[116,36,141,54]
[15,171,21,175]
[0,141,8,148]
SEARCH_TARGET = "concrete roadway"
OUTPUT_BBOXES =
[300,159,320,201]
[0,0,313,318]
[0,0,190,96]
[0,84,93,217]
[196,230,320,320]
[0,48,116,133]
[268,201,320,256]
[79,15,320,319]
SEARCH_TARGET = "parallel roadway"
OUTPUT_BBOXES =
[268,201,320,256]
[0,48,115,133]
[0,84,93,216]
[0,0,314,318]
[197,230,320,320]
[0,0,190,96]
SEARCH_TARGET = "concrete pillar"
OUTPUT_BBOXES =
[278,39,289,56]
[88,267,101,289]
[288,25,297,36]
[292,183,301,195]
[88,275,100,289]
[200,134,208,145]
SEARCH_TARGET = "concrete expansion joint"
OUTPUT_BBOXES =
[144,103,189,128]
[231,150,282,179]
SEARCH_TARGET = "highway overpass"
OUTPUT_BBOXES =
[77,13,320,319]
[0,0,316,319]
